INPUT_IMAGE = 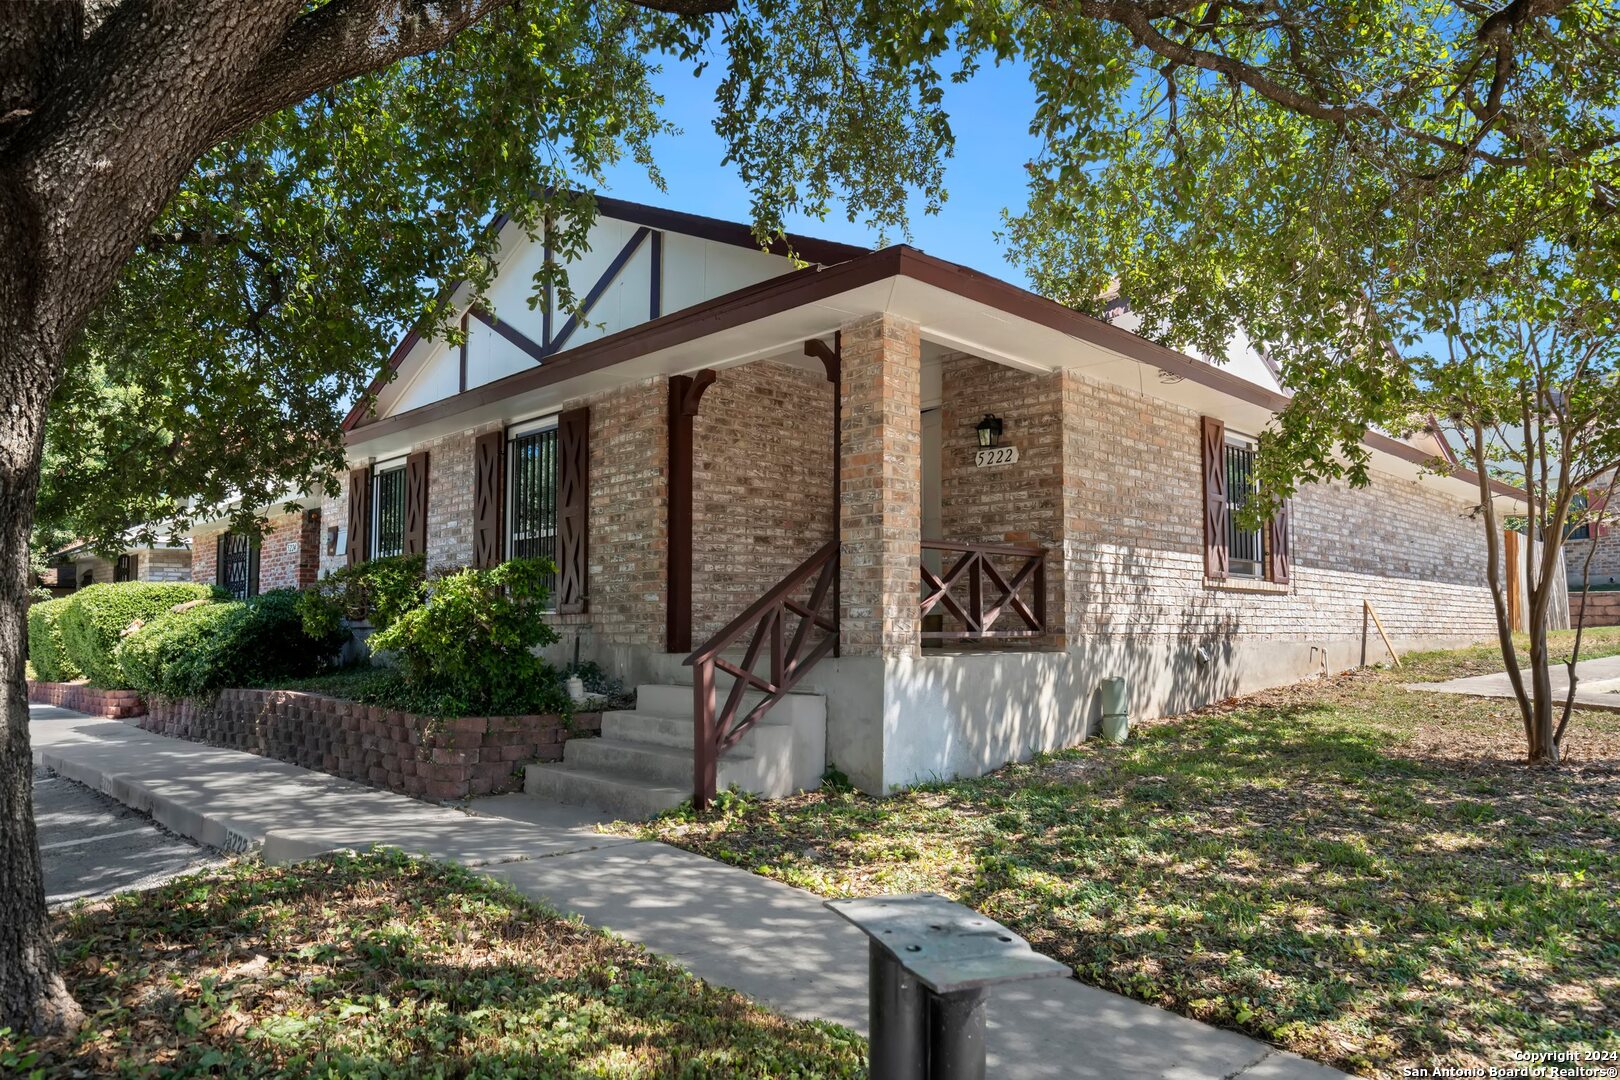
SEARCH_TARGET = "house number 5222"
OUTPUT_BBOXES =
[973,446,1019,468]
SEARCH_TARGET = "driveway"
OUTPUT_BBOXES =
[33,767,227,906]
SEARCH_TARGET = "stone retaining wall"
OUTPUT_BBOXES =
[1570,591,1620,627]
[139,689,600,801]
[27,680,146,718]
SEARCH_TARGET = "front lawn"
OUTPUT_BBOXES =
[628,627,1620,1078]
[3,850,861,1078]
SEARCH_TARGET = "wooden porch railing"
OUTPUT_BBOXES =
[684,540,839,809]
[920,540,1047,640]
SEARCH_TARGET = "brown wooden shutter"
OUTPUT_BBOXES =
[1266,498,1292,584]
[472,431,505,568]
[556,407,590,613]
[1200,416,1229,579]
[345,466,371,566]
[403,451,430,557]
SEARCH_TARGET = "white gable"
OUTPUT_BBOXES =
[371,211,808,421]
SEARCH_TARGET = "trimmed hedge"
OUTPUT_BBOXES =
[117,589,344,700]
[26,597,81,683]
[59,582,218,687]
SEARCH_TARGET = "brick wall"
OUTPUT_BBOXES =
[139,549,193,583]
[840,313,923,656]
[329,377,670,651]
[1057,367,1497,643]
[691,361,836,639]
[1570,591,1620,627]
[1566,533,1620,588]
[27,680,146,718]
[140,690,600,801]
[938,355,1065,640]
[194,510,321,591]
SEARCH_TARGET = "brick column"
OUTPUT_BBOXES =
[839,313,922,656]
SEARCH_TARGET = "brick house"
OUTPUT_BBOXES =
[328,196,1528,810]
[1567,478,1619,626]
[45,539,192,594]
[189,501,323,599]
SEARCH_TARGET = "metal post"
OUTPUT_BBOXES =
[870,938,928,1080]
[927,987,988,1080]
[826,894,1068,1080]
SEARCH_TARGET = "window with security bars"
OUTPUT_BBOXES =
[1225,438,1265,578]
[217,532,258,599]
[508,425,559,598]
[372,463,406,559]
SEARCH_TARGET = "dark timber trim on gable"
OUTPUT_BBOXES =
[341,196,864,431]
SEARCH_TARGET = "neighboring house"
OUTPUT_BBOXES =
[189,501,323,599]
[1566,483,1617,587]
[330,195,1523,809]
[46,538,193,593]
[1566,481,1619,627]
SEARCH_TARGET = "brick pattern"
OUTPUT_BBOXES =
[1567,533,1620,588]
[140,550,193,583]
[938,356,1065,640]
[1570,591,1620,627]
[139,690,601,801]
[193,510,322,592]
[27,680,146,718]
[587,377,669,646]
[1057,367,1497,641]
[840,314,922,656]
[422,426,490,572]
[692,361,836,639]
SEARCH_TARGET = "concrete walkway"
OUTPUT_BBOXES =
[1407,654,1620,714]
[29,704,1348,1079]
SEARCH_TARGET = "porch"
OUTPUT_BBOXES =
[537,314,1077,811]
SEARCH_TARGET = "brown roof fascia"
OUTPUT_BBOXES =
[887,247,1522,501]
[345,246,906,445]
[347,240,1523,502]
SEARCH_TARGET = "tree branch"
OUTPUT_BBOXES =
[212,0,736,144]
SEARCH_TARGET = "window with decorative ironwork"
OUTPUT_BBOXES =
[507,421,559,598]
[217,532,259,599]
[114,554,137,582]
[371,460,407,559]
[1225,436,1265,578]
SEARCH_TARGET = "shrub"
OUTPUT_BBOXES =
[117,589,346,700]
[26,597,81,682]
[58,581,217,687]
[296,553,427,639]
[368,558,561,715]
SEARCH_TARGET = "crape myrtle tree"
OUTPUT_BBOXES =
[990,0,1620,763]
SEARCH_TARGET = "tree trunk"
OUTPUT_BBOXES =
[0,236,81,1033]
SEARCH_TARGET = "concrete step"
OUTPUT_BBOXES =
[601,709,796,754]
[564,736,744,787]
[523,762,688,820]
[635,683,825,726]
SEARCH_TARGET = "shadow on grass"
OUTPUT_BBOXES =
[12,850,862,1080]
[664,700,1619,1077]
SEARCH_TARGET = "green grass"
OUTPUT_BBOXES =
[627,627,1620,1078]
[3,850,861,1078]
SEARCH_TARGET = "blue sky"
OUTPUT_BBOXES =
[596,57,1040,286]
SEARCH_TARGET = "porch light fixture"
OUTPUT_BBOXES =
[976,414,1004,448]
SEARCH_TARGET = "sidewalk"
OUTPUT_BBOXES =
[1407,654,1620,714]
[30,703,1348,1080]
